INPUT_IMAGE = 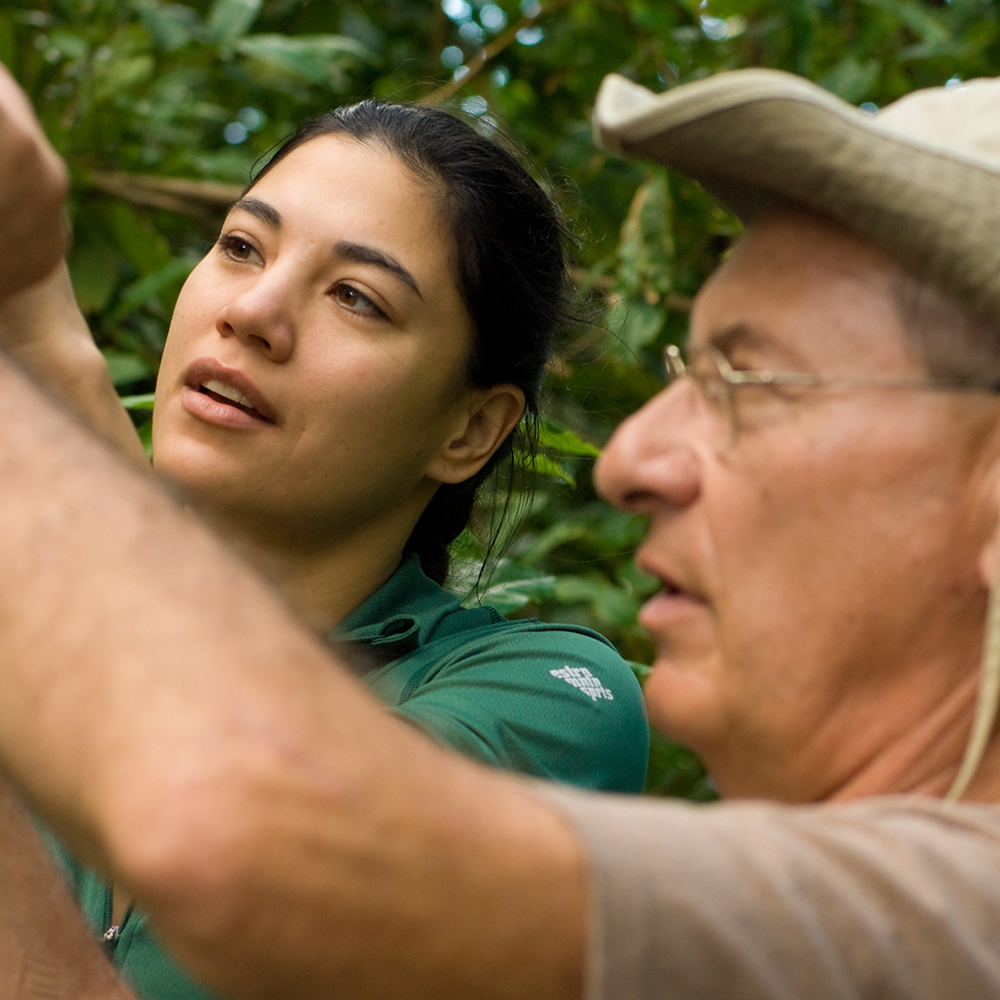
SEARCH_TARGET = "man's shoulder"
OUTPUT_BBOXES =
[539,790,1000,1000]
[541,789,1000,856]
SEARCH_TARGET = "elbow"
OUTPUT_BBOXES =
[102,754,268,952]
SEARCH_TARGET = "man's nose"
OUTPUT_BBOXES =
[595,382,704,514]
[215,275,295,363]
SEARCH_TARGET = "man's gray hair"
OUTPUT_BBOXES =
[894,273,1000,390]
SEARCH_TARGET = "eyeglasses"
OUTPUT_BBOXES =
[664,343,1000,449]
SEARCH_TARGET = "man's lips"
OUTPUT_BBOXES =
[636,555,708,628]
[182,359,276,427]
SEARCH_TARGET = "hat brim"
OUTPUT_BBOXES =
[594,70,1000,327]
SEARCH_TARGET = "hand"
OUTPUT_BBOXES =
[0,63,69,301]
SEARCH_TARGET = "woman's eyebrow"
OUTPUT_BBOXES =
[225,202,422,299]
[334,240,422,300]
[230,197,282,229]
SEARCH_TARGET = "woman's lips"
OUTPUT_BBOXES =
[181,359,276,429]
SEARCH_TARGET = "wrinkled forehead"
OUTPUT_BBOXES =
[689,206,919,371]
[714,205,906,299]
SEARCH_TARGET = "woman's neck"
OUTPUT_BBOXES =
[210,515,414,635]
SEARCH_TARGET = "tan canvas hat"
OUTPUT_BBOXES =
[593,69,1000,327]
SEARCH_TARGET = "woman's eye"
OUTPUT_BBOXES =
[332,284,386,319]
[217,234,262,264]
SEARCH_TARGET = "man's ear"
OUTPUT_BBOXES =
[978,464,1000,590]
[974,433,1000,590]
[980,522,1000,591]
[426,385,526,485]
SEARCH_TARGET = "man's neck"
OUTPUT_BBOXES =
[828,743,1000,804]
[714,666,1000,804]
[828,672,1000,804]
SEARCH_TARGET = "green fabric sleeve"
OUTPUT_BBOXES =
[389,626,650,793]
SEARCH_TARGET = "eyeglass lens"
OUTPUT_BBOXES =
[663,345,738,448]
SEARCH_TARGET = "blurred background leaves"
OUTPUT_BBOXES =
[5,0,999,799]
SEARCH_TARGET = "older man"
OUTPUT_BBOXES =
[592,68,1000,805]
[2,65,1000,1000]
[599,209,1000,804]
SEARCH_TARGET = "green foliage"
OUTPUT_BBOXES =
[8,0,999,800]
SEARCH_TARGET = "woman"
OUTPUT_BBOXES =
[5,100,648,1000]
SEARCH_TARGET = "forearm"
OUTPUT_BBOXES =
[0,63,144,469]
[0,775,134,1000]
[0,352,586,1000]
[0,263,149,468]
[17,335,150,469]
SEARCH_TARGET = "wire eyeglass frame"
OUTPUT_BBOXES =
[663,342,1000,447]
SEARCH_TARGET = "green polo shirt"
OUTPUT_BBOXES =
[46,555,648,1000]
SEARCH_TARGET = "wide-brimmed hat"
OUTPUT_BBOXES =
[593,69,1000,327]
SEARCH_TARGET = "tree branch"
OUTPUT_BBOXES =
[82,171,241,222]
[419,0,572,107]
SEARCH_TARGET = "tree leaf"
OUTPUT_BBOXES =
[107,202,172,278]
[539,417,601,457]
[819,55,879,103]
[534,453,576,486]
[119,392,156,410]
[610,298,666,354]
[0,13,15,69]
[103,350,152,387]
[469,561,558,614]
[207,0,262,48]
[554,574,639,627]
[68,233,119,315]
[859,0,949,46]
[134,0,202,52]
[116,255,198,314]
[234,34,374,86]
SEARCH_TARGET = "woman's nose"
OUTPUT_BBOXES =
[594,382,704,515]
[215,278,295,363]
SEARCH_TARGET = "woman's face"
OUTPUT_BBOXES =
[153,134,477,546]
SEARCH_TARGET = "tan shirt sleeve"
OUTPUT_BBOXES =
[539,788,1000,1000]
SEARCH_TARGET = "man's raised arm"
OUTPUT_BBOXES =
[0,64,585,1000]
[0,321,587,1000]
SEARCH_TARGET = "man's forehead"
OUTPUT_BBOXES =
[688,208,914,364]
[724,206,901,283]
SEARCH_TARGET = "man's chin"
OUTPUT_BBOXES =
[642,656,730,754]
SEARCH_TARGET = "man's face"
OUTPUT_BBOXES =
[596,209,1000,802]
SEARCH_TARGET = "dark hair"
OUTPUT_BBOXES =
[247,100,569,584]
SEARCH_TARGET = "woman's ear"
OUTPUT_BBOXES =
[426,385,526,485]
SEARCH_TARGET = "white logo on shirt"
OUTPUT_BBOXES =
[550,666,614,701]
